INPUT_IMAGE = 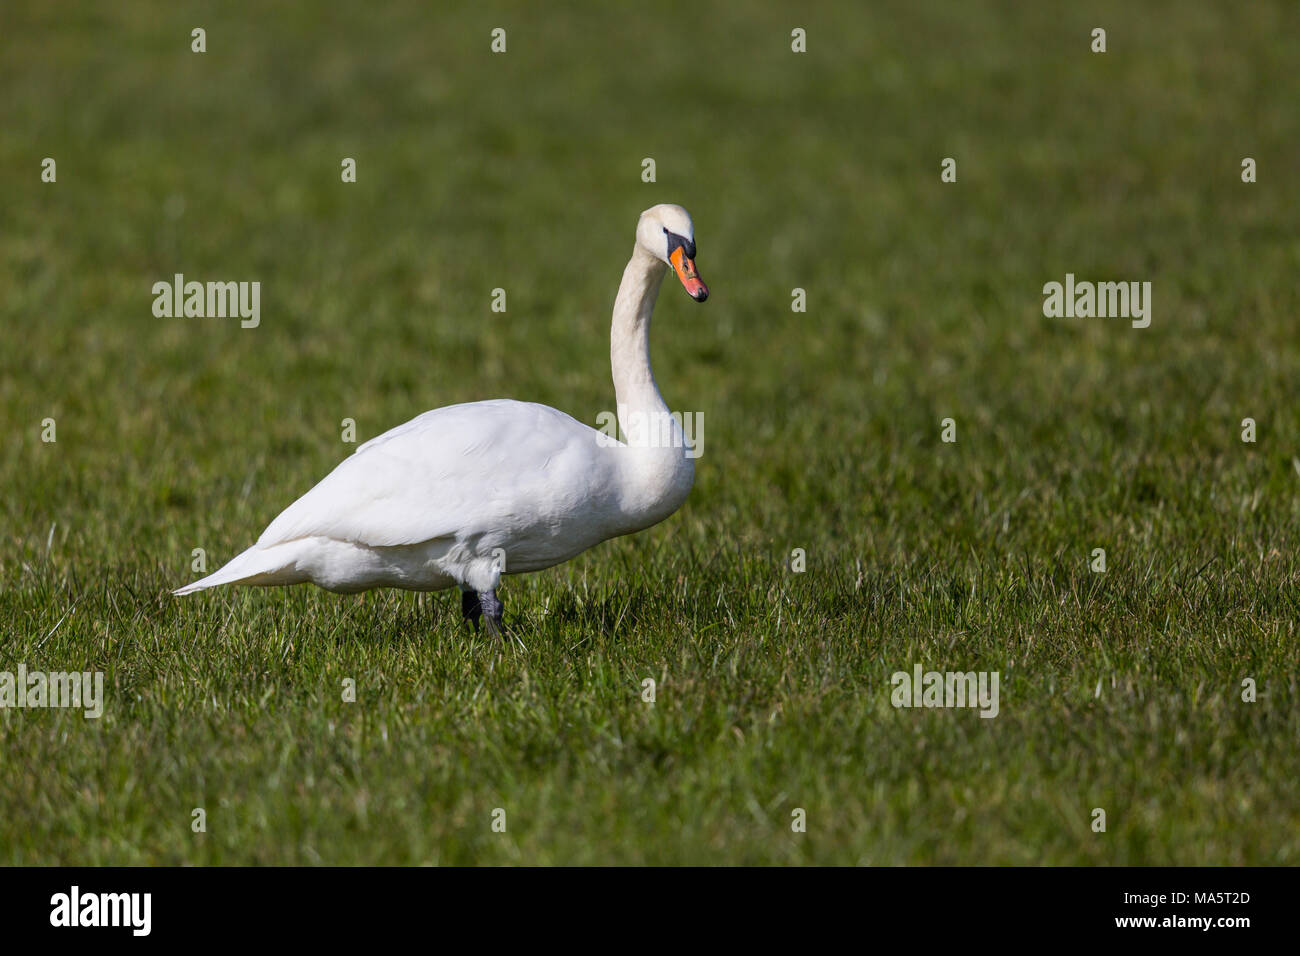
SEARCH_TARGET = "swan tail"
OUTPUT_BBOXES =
[172,545,287,595]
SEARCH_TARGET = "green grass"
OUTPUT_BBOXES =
[2,0,1299,864]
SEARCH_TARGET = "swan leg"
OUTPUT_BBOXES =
[478,589,504,637]
[460,588,482,632]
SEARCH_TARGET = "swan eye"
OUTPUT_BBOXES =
[663,228,696,260]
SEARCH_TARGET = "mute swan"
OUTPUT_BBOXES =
[174,203,708,636]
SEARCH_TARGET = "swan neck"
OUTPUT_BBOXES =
[611,246,669,418]
[606,243,695,525]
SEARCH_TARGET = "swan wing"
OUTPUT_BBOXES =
[256,400,607,549]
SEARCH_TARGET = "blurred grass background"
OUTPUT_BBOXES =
[1,0,1299,863]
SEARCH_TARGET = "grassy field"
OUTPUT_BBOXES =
[2,0,1299,864]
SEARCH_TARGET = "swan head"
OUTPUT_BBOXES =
[637,204,708,302]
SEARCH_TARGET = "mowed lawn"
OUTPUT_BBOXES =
[2,0,1299,864]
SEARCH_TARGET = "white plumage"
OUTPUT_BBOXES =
[173,204,709,634]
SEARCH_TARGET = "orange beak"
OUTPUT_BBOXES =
[670,246,709,302]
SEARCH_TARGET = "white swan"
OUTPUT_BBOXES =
[174,204,708,635]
